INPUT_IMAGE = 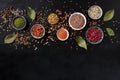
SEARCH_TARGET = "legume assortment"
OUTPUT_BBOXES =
[0,0,118,50]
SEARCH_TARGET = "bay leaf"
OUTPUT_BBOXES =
[76,36,87,50]
[27,7,36,20]
[106,28,115,36]
[104,9,114,21]
[4,33,17,44]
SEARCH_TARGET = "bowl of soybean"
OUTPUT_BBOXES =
[12,16,26,30]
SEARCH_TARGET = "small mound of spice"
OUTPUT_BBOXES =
[13,17,25,28]
[86,27,104,44]
[69,12,86,30]
[31,24,45,39]
[48,13,59,25]
[57,28,69,41]
[88,5,103,20]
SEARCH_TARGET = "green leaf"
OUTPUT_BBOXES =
[76,36,87,50]
[27,7,36,20]
[106,28,115,36]
[4,33,17,44]
[104,9,114,21]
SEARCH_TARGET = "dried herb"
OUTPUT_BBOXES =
[4,33,17,44]
[27,7,36,20]
[76,36,87,50]
[106,28,115,36]
[14,17,25,28]
[104,9,114,21]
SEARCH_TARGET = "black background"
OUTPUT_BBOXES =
[0,0,120,80]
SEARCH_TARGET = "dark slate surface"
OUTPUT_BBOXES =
[0,0,120,80]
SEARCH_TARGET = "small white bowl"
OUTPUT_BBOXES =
[88,5,103,20]
[30,24,45,39]
[57,28,69,41]
[69,12,87,30]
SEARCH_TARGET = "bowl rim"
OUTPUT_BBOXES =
[88,5,103,20]
[85,26,104,44]
[12,16,27,30]
[56,28,69,41]
[68,12,87,30]
[30,24,45,39]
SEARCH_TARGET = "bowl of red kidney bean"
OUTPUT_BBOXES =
[86,26,104,44]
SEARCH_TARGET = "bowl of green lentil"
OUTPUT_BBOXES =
[12,16,26,30]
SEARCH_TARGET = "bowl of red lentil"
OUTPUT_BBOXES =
[56,28,69,41]
[30,24,45,39]
[86,26,104,44]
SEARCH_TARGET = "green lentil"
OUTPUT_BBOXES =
[14,17,25,28]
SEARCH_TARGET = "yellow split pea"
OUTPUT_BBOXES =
[48,13,59,25]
